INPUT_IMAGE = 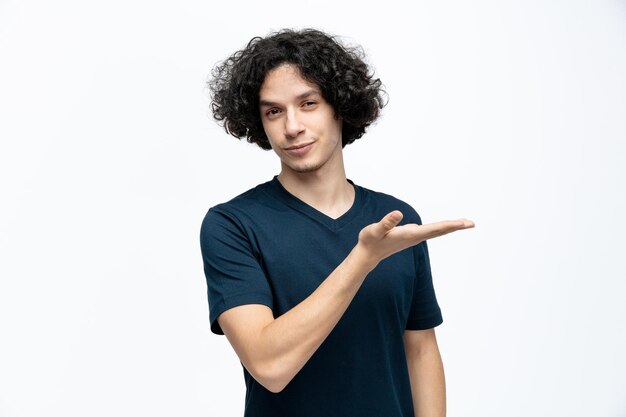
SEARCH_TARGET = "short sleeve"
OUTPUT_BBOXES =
[199,207,274,335]
[404,212,443,330]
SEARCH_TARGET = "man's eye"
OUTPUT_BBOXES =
[266,108,280,116]
[303,101,317,108]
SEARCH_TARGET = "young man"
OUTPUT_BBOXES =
[200,28,474,417]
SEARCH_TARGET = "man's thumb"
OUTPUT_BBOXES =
[380,210,403,231]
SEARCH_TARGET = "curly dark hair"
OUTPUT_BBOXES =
[208,28,387,150]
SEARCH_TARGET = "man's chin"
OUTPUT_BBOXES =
[286,163,323,174]
[294,166,321,174]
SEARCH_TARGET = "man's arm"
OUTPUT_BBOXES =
[218,212,473,393]
[403,328,446,417]
[218,243,376,393]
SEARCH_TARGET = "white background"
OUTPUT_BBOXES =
[1,0,625,416]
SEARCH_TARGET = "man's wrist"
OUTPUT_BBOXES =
[350,243,380,273]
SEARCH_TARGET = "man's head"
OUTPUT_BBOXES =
[208,28,387,150]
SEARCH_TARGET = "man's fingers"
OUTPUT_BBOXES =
[419,219,475,240]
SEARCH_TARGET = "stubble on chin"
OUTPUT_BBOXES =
[282,156,323,174]
[292,164,323,173]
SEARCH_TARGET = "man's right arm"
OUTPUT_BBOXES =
[217,210,474,393]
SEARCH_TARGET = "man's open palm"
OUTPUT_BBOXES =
[358,210,475,263]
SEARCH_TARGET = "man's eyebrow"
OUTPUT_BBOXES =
[259,89,321,107]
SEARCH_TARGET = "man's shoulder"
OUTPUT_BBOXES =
[201,178,277,230]
[212,181,270,211]
[358,182,424,225]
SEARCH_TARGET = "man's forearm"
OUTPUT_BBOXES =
[407,345,446,417]
[257,244,377,392]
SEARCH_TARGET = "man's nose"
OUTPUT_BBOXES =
[284,109,305,138]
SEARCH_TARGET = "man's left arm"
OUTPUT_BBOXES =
[403,328,446,417]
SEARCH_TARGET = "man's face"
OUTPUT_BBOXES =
[259,64,343,175]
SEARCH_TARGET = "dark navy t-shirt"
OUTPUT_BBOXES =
[200,175,443,417]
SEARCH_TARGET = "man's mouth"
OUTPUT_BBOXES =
[285,142,314,150]
[285,142,314,155]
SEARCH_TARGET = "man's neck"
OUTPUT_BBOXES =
[277,169,355,220]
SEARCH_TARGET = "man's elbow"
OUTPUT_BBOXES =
[250,359,293,394]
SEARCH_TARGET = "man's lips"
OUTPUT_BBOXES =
[285,142,314,150]
[284,141,315,156]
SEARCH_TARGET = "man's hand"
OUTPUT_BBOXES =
[357,210,474,267]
